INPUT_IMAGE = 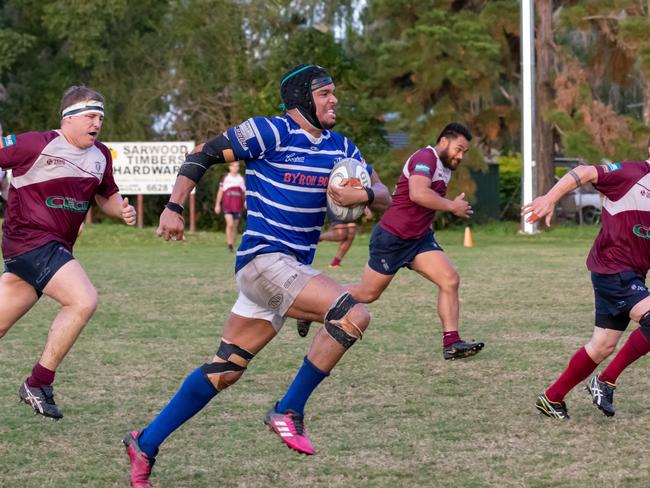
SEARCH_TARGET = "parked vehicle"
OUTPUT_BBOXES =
[554,158,602,225]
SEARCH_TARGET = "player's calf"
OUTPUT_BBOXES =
[269,294,368,455]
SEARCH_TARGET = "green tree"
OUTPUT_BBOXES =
[551,1,650,162]
[0,0,171,139]
[356,0,520,199]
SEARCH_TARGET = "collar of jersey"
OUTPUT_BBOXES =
[54,129,95,153]
[285,114,330,145]
[427,145,451,176]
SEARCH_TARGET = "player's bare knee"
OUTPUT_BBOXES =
[449,270,460,289]
[600,343,616,357]
[323,292,367,348]
[440,270,460,291]
[76,287,98,318]
[589,339,616,360]
[201,339,255,391]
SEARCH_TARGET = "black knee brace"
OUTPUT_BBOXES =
[200,340,255,390]
[639,310,650,341]
[324,292,363,349]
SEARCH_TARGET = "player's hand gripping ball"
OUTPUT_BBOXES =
[327,158,371,222]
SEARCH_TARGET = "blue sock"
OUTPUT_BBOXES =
[276,356,329,415]
[138,367,218,458]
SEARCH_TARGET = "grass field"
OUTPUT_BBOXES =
[2,222,649,487]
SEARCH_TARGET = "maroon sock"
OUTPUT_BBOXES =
[545,347,598,403]
[443,330,461,348]
[27,363,56,388]
[599,328,650,385]
[330,256,341,266]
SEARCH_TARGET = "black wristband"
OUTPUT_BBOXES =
[165,201,184,215]
[364,186,375,205]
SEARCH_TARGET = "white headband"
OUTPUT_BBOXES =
[61,100,105,118]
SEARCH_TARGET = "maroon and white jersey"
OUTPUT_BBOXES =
[219,173,245,213]
[0,130,119,258]
[586,161,650,277]
[379,146,450,239]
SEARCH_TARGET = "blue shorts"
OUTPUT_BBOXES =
[3,241,74,296]
[224,211,242,220]
[592,271,649,331]
[368,225,443,275]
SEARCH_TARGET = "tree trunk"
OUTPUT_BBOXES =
[535,0,556,196]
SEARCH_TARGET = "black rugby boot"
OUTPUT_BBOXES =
[19,381,63,420]
[296,319,312,338]
[535,393,570,420]
[586,376,616,417]
[443,340,485,360]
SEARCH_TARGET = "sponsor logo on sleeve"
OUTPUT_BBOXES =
[601,162,621,173]
[234,120,255,150]
[0,134,16,149]
[414,163,431,174]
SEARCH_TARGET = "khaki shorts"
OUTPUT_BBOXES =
[232,252,320,331]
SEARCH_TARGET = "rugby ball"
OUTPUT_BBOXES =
[327,158,371,222]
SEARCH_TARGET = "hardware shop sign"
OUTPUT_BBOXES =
[106,141,194,195]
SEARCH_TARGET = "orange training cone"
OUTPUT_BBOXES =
[463,226,473,248]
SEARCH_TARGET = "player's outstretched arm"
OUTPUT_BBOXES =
[95,193,136,225]
[521,165,598,226]
[159,136,238,241]
[158,175,194,241]
[408,175,473,218]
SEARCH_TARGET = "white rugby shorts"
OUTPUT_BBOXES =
[232,252,319,331]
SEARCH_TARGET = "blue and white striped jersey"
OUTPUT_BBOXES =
[226,115,372,272]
